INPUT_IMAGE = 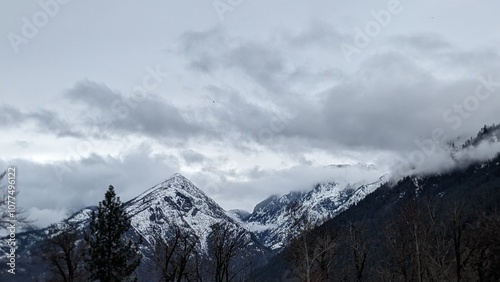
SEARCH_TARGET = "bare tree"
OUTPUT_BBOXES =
[447,202,475,282]
[207,222,251,282]
[467,210,500,281]
[379,198,485,282]
[285,200,338,282]
[418,199,453,281]
[313,226,338,281]
[381,201,421,282]
[287,225,338,282]
[152,226,200,282]
[286,200,315,282]
[0,169,32,229]
[40,226,88,282]
[342,221,371,282]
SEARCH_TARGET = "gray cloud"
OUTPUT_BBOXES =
[15,140,31,148]
[178,27,500,158]
[182,149,206,165]
[389,33,451,52]
[5,26,499,162]
[0,104,22,124]
[0,104,81,137]
[180,28,232,73]
[64,80,209,140]
[64,80,119,108]
[1,145,180,228]
[224,43,286,93]
[280,21,347,49]
[204,85,285,135]
[29,109,82,137]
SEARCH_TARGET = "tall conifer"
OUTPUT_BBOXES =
[85,185,141,281]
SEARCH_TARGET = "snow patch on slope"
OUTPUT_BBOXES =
[244,174,389,249]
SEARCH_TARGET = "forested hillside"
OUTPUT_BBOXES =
[255,153,500,281]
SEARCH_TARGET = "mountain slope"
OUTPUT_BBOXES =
[244,171,388,250]
[252,124,500,281]
[126,173,238,248]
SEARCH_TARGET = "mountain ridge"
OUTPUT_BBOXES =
[242,173,388,249]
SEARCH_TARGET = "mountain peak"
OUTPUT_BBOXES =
[125,173,231,233]
[169,172,188,181]
[153,173,203,197]
[160,173,196,191]
[127,173,205,210]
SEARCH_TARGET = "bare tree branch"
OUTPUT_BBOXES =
[0,168,33,230]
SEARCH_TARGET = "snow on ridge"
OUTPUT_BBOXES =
[244,173,389,249]
[123,172,259,254]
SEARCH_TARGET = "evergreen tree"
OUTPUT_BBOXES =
[85,185,142,282]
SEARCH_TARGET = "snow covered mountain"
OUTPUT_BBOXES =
[124,173,264,253]
[1,169,390,279]
[0,173,269,280]
[243,171,388,250]
[46,173,263,253]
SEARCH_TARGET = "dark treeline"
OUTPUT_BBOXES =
[282,198,500,282]
[255,154,500,282]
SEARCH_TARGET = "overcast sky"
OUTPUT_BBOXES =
[1,0,500,228]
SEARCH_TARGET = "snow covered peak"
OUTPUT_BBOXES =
[131,172,208,204]
[170,172,188,182]
[126,173,224,222]
[165,172,193,187]
[121,174,264,255]
[243,174,388,250]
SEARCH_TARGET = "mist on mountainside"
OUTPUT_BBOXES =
[391,124,500,179]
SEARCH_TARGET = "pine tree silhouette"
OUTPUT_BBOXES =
[85,185,142,281]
